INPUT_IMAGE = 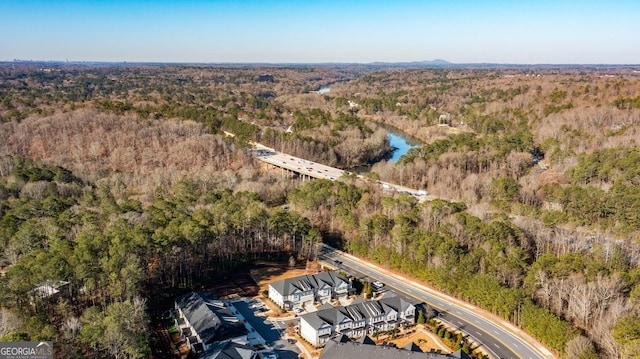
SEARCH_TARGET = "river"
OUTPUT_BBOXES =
[386,127,422,162]
[315,86,420,164]
[349,124,422,173]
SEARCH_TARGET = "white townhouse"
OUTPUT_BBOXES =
[299,294,417,347]
[268,271,351,310]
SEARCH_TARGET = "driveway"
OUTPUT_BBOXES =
[234,300,300,359]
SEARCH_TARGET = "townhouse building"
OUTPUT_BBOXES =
[320,335,471,359]
[268,271,351,310]
[174,291,247,353]
[299,294,416,347]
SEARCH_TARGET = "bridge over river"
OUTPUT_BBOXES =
[251,143,429,200]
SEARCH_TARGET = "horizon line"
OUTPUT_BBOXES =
[2,59,640,67]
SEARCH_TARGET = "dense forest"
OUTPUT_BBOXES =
[0,157,318,358]
[1,63,640,358]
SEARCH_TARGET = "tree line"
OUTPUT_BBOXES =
[0,157,320,358]
[287,179,640,358]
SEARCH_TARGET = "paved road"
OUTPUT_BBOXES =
[252,144,429,199]
[319,245,555,359]
[254,146,345,181]
[233,300,300,359]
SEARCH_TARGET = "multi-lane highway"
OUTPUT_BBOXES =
[255,147,345,181]
[252,144,429,199]
[319,244,556,359]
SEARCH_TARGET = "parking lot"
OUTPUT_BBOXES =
[233,300,300,359]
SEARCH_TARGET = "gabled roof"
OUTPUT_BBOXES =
[320,336,467,359]
[30,280,70,299]
[202,340,256,359]
[336,334,351,343]
[175,292,247,345]
[300,311,332,329]
[358,301,384,317]
[302,297,404,330]
[403,342,423,352]
[269,271,349,297]
[378,293,418,313]
[450,350,472,359]
[355,335,376,345]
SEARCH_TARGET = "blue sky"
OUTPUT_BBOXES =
[1,0,638,64]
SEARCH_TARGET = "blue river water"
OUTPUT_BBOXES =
[388,132,416,162]
[385,126,422,162]
[350,126,421,173]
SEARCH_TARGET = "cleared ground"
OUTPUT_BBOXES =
[389,327,451,354]
[249,261,449,356]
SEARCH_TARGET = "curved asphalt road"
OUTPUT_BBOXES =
[319,245,555,359]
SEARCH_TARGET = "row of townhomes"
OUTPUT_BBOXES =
[174,291,273,359]
[320,335,472,359]
[268,271,352,310]
[299,293,417,347]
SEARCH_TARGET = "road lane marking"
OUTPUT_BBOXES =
[326,245,551,359]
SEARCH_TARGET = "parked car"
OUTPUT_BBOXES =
[293,307,304,315]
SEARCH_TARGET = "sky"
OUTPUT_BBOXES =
[1,0,638,64]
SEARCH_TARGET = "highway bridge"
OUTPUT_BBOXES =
[252,143,429,199]
[251,142,556,358]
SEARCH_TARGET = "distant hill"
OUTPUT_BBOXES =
[369,59,454,67]
[411,59,453,65]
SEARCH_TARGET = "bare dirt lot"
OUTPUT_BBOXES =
[389,327,451,354]
[250,260,321,293]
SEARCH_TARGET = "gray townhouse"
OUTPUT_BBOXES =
[201,340,257,359]
[174,291,247,354]
[268,271,351,310]
[299,294,417,347]
[320,335,472,359]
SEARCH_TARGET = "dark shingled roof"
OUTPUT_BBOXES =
[175,291,247,345]
[320,336,471,359]
[301,293,417,331]
[201,340,256,359]
[269,271,349,297]
[403,342,422,352]
[356,335,377,345]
